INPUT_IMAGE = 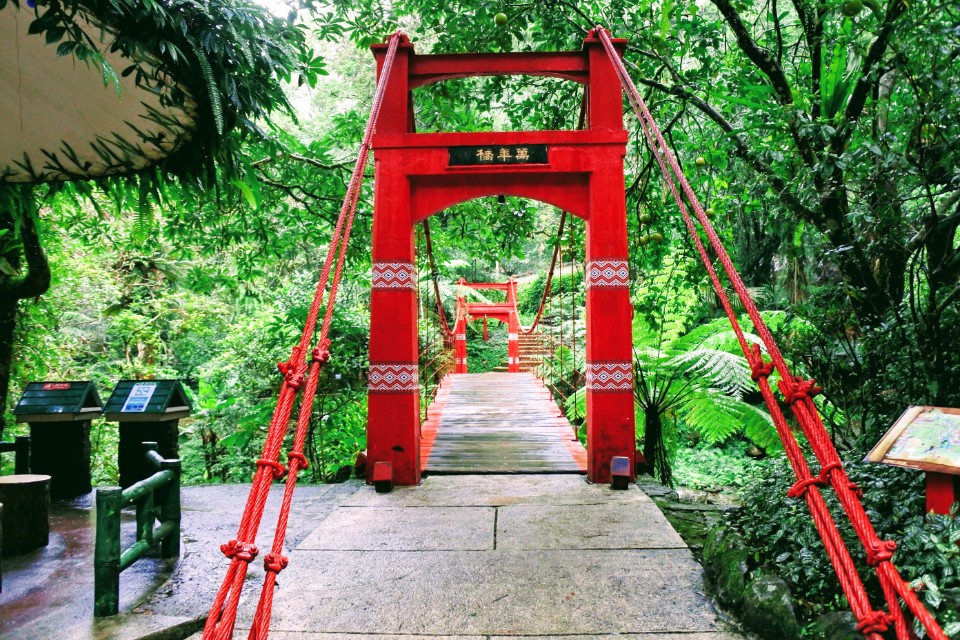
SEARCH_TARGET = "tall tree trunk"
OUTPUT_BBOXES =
[642,408,671,487]
[0,189,51,437]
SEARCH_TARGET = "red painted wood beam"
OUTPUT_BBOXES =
[408,51,590,88]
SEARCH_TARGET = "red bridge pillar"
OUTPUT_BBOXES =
[367,38,421,487]
[583,36,636,483]
[507,317,520,372]
[507,278,520,372]
[455,294,468,373]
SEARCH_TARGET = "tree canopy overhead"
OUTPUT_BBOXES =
[0,0,319,432]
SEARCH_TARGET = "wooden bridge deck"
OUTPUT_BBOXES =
[421,372,587,474]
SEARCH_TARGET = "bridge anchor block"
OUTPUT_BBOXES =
[373,461,393,494]
[610,455,631,490]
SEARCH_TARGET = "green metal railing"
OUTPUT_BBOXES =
[94,442,181,617]
[0,436,30,474]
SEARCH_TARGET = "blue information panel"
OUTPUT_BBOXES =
[121,382,158,413]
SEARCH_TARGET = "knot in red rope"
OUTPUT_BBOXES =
[263,552,289,574]
[747,345,775,382]
[866,539,897,567]
[787,476,822,499]
[750,360,775,382]
[848,481,864,499]
[312,339,331,364]
[288,451,309,470]
[777,376,823,405]
[856,610,894,634]
[221,539,259,563]
[277,360,306,390]
[786,462,842,498]
[257,458,287,479]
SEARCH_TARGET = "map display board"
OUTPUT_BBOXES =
[866,406,960,475]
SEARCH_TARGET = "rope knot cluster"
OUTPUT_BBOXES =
[747,345,775,381]
[263,552,289,574]
[257,458,287,480]
[856,610,894,634]
[866,539,897,567]
[787,462,843,499]
[778,376,823,405]
[221,539,259,563]
[277,360,306,390]
[312,339,331,364]
[288,451,310,470]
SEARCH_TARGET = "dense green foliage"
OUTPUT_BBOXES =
[730,458,960,636]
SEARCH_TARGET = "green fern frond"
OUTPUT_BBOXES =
[741,403,783,452]
[667,348,752,398]
[190,42,224,134]
[680,392,746,444]
[133,181,155,244]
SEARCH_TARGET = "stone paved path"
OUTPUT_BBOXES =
[2,476,746,639]
[252,475,746,639]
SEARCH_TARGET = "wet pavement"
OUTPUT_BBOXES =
[1,478,744,640]
[0,483,357,640]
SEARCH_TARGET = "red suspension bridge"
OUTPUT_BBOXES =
[200,29,947,640]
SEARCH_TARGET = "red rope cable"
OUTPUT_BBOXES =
[423,220,455,338]
[596,26,945,640]
[518,211,566,335]
[202,32,403,640]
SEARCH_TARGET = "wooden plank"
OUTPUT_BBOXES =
[422,372,587,474]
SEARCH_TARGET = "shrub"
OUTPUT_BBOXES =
[727,455,959,637]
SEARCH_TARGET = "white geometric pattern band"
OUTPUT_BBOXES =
[455,333,466,341]
[371,261,415,289]
[368,363,419,393]
[586,361,633,392]
[586,259,629,289]
[508,333,518,341]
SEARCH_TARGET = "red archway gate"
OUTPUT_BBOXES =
[452,278,521,374]
[367,31,635,486]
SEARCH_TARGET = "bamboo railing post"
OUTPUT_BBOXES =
[94,487,123,617]
[160,456,181,560]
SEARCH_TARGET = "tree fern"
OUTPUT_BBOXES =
[668,348,753,398]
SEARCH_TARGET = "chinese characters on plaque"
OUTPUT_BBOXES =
[448,144,548,166]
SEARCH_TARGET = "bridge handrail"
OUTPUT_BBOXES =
[94,441,181,617]
[420,329,453,421]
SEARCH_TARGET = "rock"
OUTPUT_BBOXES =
[742,572,802,640]
[702,526,750,609]
[636,477,672,499]
[809,611,859,640]
[676,487,709,503]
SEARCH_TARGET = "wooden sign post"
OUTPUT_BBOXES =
[865,406,960,515]
[13,381,103,498]
[104,380,192,488]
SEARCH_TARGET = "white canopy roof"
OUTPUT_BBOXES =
[0,4,195,182]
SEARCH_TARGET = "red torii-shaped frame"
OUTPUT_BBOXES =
[452,278,522,374]
[366,31,635,485]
